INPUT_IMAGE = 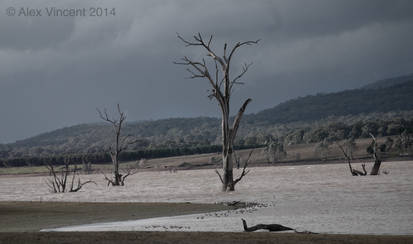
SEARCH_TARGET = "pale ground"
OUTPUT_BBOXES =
[1,161,412,234]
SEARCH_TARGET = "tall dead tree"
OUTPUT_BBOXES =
[175,33,259,191]
[97,104,136,186]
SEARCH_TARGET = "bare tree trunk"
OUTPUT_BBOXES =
[221,101,234,191]
[370,157,382,175]
[221,98,251,191]
[222,152,234,191]
[369,133,382,175]
[112,155,120,186]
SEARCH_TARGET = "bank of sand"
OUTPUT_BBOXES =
[1,161,413,237]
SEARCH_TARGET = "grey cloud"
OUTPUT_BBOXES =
[1,0,413,142]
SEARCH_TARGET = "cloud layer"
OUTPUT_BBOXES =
[1,0,413,142]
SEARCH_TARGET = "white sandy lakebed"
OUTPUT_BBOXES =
[1,161,412,234]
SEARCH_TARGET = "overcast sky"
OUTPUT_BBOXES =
[1,0,413,143]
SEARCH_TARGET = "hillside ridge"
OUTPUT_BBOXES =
[1,73,413,160]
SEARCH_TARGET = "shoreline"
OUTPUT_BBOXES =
[0,201,230,232]
[1,232,413,244]
[1,156,412,178]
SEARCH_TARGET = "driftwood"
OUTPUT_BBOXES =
[242,219,318,234]
[241,219,293,232]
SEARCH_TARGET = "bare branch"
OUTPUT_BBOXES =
[70,179,96,192]
[214,60,219,87]
[97,108,117,125]
[215,169,224,184]
[223,43,228,61]
[176,33,203,47]
[230,62,252,91]
[176,33,226,69]
[207,34,213,47]
[45,160,94,193]
[186,68,205,79]
[228,40,260,65]
[103,172,115,187]
[120,167,137,185]
[338,143,354,175]
[337,143,350,161]
[230,98,252,143]
[233,149,254,186]
[337,142,366,176]
[174,56,217,86]
[361,163,367,175]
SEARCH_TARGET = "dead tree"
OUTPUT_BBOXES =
[337,143,367,176]
[216,149,254,188]
[102,166,137,187]
[241,219,293,232]
[97,104,137,186]
[175,33,259,191]
[45,157,95,193]
[368,133,382,175]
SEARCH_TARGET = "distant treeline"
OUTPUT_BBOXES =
[237,116,413,147]
[283,118,413,145]
[0,144,262,168]
[1,115,413,168]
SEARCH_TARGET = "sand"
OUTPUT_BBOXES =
[0,161,412,234]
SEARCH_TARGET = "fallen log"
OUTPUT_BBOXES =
[241,219,293,232]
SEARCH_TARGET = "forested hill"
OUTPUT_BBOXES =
[247,76,413,125]
[1,73,413,160]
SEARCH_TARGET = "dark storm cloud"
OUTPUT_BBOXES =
[1,0,413,142]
